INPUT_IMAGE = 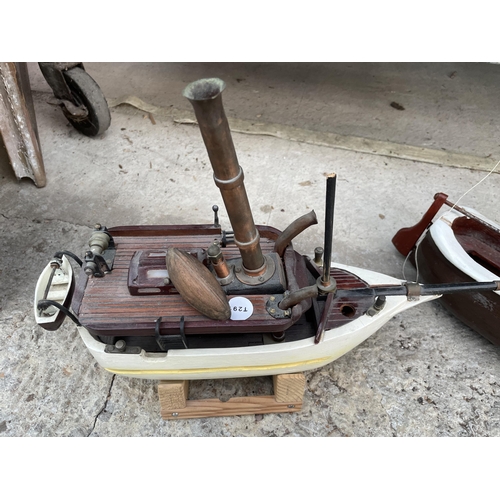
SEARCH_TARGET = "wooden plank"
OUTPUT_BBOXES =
[161,395,302,419]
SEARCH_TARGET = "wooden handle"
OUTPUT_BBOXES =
[392,192,448,256]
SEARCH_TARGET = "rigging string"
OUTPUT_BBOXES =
[402,239,421,282]
[402,159,500,283]
[446,159,500,214]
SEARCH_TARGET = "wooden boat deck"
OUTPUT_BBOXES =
[72,226,372,339]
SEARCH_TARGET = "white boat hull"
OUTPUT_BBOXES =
[76,263,437,380]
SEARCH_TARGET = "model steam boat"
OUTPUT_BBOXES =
[34,78,500,380]
[392,193,500,345]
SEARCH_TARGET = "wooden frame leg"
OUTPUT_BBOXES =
[158,380,189,411]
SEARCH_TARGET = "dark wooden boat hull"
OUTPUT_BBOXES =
[414,228,500,346]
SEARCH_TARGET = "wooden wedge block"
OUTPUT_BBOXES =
[273,373,306,403]
[158,380,189,410]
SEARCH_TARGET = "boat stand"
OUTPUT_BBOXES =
[158,373,306,420]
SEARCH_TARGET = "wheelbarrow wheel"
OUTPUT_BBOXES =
[62,67,111,137]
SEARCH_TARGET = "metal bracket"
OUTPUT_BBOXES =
[104,340,141,354]
[38,62,84,104]
[405,282,422,301]
[266,294,291,319]
[84,226,116,277]
[84,251,111,277]
[155,316,188,351]
[38,63,90,120]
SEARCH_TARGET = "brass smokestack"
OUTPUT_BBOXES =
[183,78,266,275]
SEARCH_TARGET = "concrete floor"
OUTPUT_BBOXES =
[0,63,499,437]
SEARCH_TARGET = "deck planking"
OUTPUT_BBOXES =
[75,229,372,338]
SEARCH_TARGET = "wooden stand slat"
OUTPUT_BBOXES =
[159,373,305,420]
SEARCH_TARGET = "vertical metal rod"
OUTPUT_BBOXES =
[322,173,337,287]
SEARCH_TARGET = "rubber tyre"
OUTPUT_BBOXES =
[62,67,111,137]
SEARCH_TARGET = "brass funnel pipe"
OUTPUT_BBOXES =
[183,78,265,274]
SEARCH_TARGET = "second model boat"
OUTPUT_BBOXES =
[392,193,500,345]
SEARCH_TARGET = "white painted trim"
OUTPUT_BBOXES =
[429,209,500,294]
